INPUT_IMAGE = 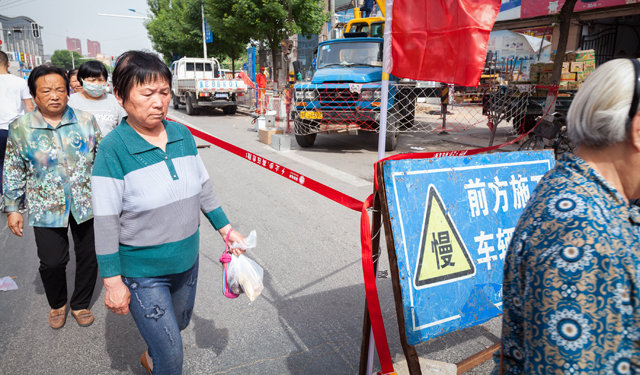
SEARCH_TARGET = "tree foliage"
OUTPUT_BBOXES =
[145,0,327,78]
[146,0,208,63]
[206,0,328,79]
[50,50,84,71]
[204,0,252,75]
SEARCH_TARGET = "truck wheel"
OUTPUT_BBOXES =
[186,95,198,116]
[172,93,180,110]
[294,119,317,148]
[222,105,237,115]
[398,90,416,129]
[385,113,399,151]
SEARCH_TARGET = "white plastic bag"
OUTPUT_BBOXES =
[0,276,18,291]
[230,230,257,250]
[227,254,264,302]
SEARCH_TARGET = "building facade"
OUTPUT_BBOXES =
[493,1,640,67]
[66,37,82,55]
[0,14,44,72]
[87,39,101,58]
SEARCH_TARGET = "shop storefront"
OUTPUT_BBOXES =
[493,0,640,67]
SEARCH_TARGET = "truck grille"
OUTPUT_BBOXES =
[319,89,358,109]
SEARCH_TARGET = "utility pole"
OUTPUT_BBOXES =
[70,51,75,69]
[330,0,336,37]
[201,4,207,58]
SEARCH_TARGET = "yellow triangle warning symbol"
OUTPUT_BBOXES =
[415,185,476,289]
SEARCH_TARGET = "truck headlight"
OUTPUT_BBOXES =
[295,91,304,100]
[361,90,373,100]
[304,91,317,100]
[373,90,382,100]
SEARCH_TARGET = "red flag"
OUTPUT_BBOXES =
[237,71,256,89]
[385,0,501,86]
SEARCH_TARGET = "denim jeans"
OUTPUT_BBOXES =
[0,129,8,189]
[122,256,199,375]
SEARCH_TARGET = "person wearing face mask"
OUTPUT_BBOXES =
[68,60,126,136]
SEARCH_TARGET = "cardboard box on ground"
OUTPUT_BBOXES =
[259,128,283,145]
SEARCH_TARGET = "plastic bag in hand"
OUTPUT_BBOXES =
[229,230,257,250]
[227,254,264,302]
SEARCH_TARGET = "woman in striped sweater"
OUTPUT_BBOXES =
[92,50,247,375]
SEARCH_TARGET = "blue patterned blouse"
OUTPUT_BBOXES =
[493,153,640,374]
[3,106,102,228]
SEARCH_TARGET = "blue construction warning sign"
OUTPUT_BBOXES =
[381,151,555,345]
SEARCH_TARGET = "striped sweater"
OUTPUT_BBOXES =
[92,119,229,278]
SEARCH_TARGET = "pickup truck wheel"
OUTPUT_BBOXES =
[229,105,237,114]
[172,93,180,110]
[186,95,197,116]
[294,119,317,148]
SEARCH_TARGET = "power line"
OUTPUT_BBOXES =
[0,0,24,10]
[0,0,38,11]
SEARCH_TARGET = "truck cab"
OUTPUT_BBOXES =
[292,36,415,151]
[342,17,385,38]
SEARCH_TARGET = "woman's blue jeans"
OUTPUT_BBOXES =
[122,256,199,375]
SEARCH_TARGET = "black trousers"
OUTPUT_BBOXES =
[33,216,97,310]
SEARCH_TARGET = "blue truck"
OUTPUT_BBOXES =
[292,35,416,151]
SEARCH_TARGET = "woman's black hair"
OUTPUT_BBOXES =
[67,68,79,80]
[112,50,171,104]
[28,65,69,98]
[77,60,108,84]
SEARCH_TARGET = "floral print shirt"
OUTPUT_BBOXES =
[493,153,640,374]
[3,106,102,227]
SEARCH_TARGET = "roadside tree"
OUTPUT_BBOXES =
[146,0,206,63]
[206,0,328,82]
[50,50,84,71]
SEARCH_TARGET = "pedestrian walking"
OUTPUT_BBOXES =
[68,68,83,94]
[68,60,126,136]
[0,51,34,205]
[494,58,640,373]
[3,64,102,330]
[92,50,247,375]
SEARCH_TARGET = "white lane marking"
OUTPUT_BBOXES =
[265,146,370,187]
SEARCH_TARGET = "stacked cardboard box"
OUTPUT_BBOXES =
[564,50,595,91]
[528,50,596,92]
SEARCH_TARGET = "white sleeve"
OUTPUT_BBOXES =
[21,80,31,99]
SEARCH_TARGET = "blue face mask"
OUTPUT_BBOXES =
[83,81,107,98]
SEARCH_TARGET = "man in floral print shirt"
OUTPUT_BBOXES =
[495,59,640,373]
[3,65,102,329]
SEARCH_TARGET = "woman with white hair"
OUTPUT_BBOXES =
[494,59,640,373]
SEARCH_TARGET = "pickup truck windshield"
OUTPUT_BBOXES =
[318,42,382,69]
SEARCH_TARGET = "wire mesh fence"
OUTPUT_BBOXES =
[290,82,533,138]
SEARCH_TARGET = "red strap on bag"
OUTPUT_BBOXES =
[219,229,240,299]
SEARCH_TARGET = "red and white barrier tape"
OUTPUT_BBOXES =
[166,117,365,211]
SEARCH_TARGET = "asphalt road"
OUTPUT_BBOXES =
[0,107,500,374]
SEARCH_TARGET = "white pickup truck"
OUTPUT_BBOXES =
[170,57,247,115]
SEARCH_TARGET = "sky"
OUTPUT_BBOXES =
[0,0,153,57]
